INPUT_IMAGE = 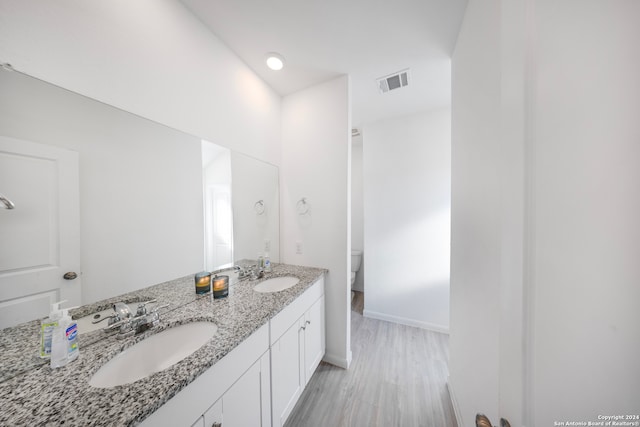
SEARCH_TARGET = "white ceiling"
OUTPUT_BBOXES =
[181,0,467,128]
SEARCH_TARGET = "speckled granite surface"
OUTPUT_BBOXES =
[0,263,326,426]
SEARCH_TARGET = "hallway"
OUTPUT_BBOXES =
[285,291,456,427]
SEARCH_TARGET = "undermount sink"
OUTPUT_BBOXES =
[253,276,300,293]
[89,322,218,388]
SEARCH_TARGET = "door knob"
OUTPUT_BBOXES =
[63,272,78,280]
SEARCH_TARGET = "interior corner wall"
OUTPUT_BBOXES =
[281,75,351,368]
[450,0,502,425]
[350,139,364,292]
[0,0,281,166]
[362,109,451,332]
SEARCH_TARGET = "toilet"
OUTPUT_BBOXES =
[351,250,362,287]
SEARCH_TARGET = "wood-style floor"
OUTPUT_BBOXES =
[285,291,457,427]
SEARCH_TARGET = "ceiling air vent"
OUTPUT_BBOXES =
[376,69,410,94]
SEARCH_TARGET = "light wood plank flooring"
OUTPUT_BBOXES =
[285,291,457,427]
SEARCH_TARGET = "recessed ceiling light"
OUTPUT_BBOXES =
[266,52,285,71]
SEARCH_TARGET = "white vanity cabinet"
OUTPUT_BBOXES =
[140,274,325,427]
[270,277,325,427]
[191,353,270,427]
[141,322,271,427]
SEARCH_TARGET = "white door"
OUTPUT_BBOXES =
[0,136,81,329]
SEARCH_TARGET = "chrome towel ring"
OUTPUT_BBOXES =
[0,193,15,209]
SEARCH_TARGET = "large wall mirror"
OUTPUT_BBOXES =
[202,142,280,271]
[0,68,279,328]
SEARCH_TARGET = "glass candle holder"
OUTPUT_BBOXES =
[195,271,211,294]
[212,275,229,299]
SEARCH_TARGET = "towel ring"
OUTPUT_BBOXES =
[296,197,309,215]
[254,200,265,215]
[0,193,15,210]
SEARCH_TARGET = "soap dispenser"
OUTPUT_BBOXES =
[264,253,271,272]
[40,301,64,359]
[50,307,79,368]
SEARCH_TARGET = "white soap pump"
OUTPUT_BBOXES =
[50,302,79,368]
[39,300,66,359]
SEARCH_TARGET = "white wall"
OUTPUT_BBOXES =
[532,1,640,424]
[450,0,640,425]
[350,138,364,292]
[281,76,352,368]
[450,0,502,424]
[0,0,282,304]
[0,0,281,166]
[363,109,451,333]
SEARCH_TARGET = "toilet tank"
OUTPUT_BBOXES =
[351,250,362,272]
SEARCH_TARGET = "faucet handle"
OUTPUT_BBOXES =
[151,303,169,313]
[106,317,133,335]
[91,314,116,325]
[111,302,133,325]
[134,304,168,334]
[135,299,158,316]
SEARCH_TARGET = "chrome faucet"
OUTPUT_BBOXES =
[249,265,264,280]
[91,302,133,327]
[210,264,262,280]
[105,300,169,339]
[210,265,242,276]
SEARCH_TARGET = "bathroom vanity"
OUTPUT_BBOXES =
[0,263,326,426]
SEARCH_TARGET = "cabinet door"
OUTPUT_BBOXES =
[303,296,325,385]
[203,399,222,427]
[271,317,304,427]
[190,415,205,427]
[222,359,262,427]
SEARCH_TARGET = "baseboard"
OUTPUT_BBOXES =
[322,352,351,369]
[363,309,450,334]
[447,378,463,427]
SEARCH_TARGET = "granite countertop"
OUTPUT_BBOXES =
[0,263,326,426]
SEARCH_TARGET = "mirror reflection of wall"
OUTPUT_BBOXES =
[231,152,280,264]
[201,141,233,272]
[0,68,203,310]
[0,68,280,326]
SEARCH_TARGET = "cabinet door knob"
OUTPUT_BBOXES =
[306,320,311,325]
[63,272,78,280]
